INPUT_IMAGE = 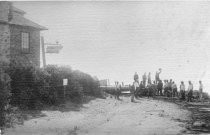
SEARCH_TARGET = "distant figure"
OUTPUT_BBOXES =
[163,80,167,96]
[172,81,178,97]
[187,81,193,102]
[122,82,124,86]
[115,81,121,100]
[155,68,162,84]
[146,83,152,98]
[134,72,139,83]
[139,81,144,89]
[164,80,170,97]
[157,80,163,96]
[148,72,151,85]
[147,81,156,98]
[135,81,143,98]
[131,81,139,102]
[136,81,145,97]
[168,79,173,97]
[142,72,147,87]
[199,81,203,102]
[180,81,185,100]
[153,81,157,96]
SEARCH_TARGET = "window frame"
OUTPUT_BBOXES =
[21,32,30,53]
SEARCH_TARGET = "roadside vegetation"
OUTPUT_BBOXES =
[0,64,102,129]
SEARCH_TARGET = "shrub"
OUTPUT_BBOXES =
[8,64,101,109]
[0,67,11,128]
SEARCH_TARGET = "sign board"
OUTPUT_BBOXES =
[46,45,63,53]
[63,79,68,86]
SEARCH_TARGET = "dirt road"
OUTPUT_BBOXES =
[5,97,190,135]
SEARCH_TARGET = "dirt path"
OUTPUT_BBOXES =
[5,97,190,135]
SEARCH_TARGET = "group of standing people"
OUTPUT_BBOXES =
[133,68,162,87]
[131,68,204,102]
[179,80,203,102]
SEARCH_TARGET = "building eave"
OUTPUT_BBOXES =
[9,13,48,31]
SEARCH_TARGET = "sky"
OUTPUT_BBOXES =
[14,1,210,93]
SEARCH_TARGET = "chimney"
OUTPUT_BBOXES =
[0,2,12,23]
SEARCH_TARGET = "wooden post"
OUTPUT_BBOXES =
[63,79,68,102]
[41,36,46,68]
[63,85,66,103]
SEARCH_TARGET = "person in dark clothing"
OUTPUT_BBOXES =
[142,72,147,87]
[187,81,193,102]
[180,81,185,100]
[147,81,157,98]
[148,72,151,85]
[135,81,144,97]
[157,80,163,96]
[168,79,173,97]
[134,72,139,83]
[172,81,178,97]
[164,80,171,97]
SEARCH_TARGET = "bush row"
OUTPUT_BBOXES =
[8,65,101,110]
[0,68,11,128]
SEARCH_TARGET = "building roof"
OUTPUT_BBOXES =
[12,6,26,15]
[9,12,48,30]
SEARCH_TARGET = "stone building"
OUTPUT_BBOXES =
[0,2,47,69]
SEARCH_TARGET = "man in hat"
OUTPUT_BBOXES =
[142,72,147,87]
[148,72,151,85]
[157,80,163,96]
[187,81,193,102]
[134,72,139,83]
[131,81,139,102]
[155,68,162,84]
[180,81,185,100]
[172,81,178,97]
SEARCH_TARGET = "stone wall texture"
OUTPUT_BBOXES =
[10,25,40,68]
[0,1,41,69]
[0,2,9,22]
[0,2,10,68]
[0,24,10,67]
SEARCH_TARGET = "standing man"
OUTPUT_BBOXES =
[187,81,193,102]
[134,72,139,83]
[172,81,178,97]
[180,81,185,100]
[163,80,167,96]
[131,81,139,102]
[155,68,162,84]
[168,79,173,97]
[164,80,170,97]
[199,81,203,102]
[157,80,163,96]
[138,81,144,96]
[115,81,121,100]
[148,72,151,85]
[142,72,147,87]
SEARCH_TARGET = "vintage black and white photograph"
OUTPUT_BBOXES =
[1,1,210,135]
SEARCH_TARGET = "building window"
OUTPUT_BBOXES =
[21,32,29,53]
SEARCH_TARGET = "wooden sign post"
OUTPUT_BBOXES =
[63,79,68,101]
[41,36,46,68]
[40,37,63,68]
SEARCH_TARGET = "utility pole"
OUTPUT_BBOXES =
[41,36,46,68]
